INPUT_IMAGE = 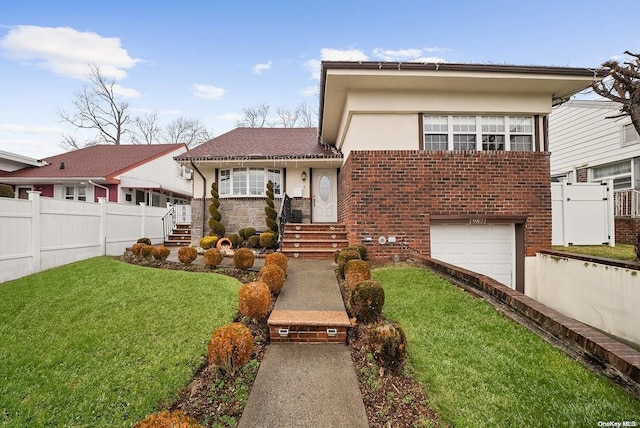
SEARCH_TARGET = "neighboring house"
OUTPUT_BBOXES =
[549,99,640,243]
[0,144,193,205]
[177,61,598,292]
[0,150,46,173]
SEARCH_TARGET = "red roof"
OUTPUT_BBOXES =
[0,144,185,181]
[176,127,342,161]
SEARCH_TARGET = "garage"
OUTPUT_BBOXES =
[430,223,515,288]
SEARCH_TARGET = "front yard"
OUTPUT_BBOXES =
[550,243,636,260]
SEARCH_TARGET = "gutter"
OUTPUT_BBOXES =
[190,160,207,239]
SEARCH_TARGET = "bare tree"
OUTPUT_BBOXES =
[130,111,161,145]
[165,117,212,148]
[592,51,640,135]
[59,64,130,145]
[296,101,317,127]
[276,106,300,127]
[60,133,82,151]
[237,103,270,127]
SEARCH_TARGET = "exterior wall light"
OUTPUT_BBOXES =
[301,171,307,182]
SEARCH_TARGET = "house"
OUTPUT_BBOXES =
[548,99,640,243]
[0,144,193,205]
[0,150,46,173]
[177,61,599,292]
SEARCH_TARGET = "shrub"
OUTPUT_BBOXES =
[265,181,278,234]
[350,244,368,261]
[334,249,341,263]
[241,227,257,240]
[228,233,243,248]
[259,264,286,294]
[153,245,170,261]
[238,281,271,320]
[0,184,15,198]
[131,243,146,257]
[367,320,407,373]
[350,280,385,322]
[177,246,198,264]
[140,244,155,259]
[204,248,224,268]
[259,232,277,249]
[200,235,219,249]
[207,323,254,376]
[208,218,226,238]
[246,235,261,249]
[233,247,255,270]
[345,259,371,290]
[264,252,288,273]
[208,182,226,237]
[137,237,152,245]
[133,410,203,428]
[337,248,361,278]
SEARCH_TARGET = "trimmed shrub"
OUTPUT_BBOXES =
[238,281,271,320]
[337,248,361,278]
[367,320,407,373]
[350,280,385,322]
[200,235,219,249]
[133,410,203,428]
[350,244,368,261]
[0,184,15,198]
[265,180,278,234]
[177,246,198,264]
[137,237,152,245]
[334,249,341,263]
[246,235,261,248]
[241,227,256,240]
[259,264,286,294]
[228,233,243,248]
[153,245,170,261]
[207,322,254,376]
[259,232,277,249]
[204,248,224,268]
[208,182,226,237]
[131,243,146,257]
[233,247,255,270]
[140,244,155,259]
[264,252,288,273]
[345,259,371,290]
[208,218,226,238]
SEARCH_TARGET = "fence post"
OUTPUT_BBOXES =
[139,202,146,239]
[28,191,41,275]
[560,181,568,246]
[607,179,615,247]
[98,197,107,255]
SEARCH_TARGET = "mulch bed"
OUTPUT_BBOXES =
[116,254,439,427]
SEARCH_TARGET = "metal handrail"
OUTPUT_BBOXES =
[614,189,640,217]
[162,204,192,242]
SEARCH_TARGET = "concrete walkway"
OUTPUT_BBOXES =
[238,259,369,428]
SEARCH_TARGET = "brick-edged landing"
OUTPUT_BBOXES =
[268,310,351,343]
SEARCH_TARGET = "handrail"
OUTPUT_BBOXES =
[278,193,292,244]
[162,205,177,243]
[614,189,640,217]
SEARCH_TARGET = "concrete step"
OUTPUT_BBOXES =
[268,310,351,343]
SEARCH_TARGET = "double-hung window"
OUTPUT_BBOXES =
[219,168,282,197]
[65,185,87,201]
[592,160,633,190]
[423,114,534,151]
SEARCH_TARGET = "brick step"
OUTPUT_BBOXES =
[281,240,348,250]
[268,310,351,343]
[280,248,345,259]
[285,223,346,233]
[283,231,347,240]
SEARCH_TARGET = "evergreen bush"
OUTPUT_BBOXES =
[137,237,152,245]
[264,180,278,234]
[259,232,277,249]
[204,248,224,268]
[152,245,170,261]
[259,264,286,294]
[207,323,254,376]
[246,235,261,248]
[233,247,255,270]
[345,259,371,290]
[0,184,14,198]
[199,235,219,249]
[337,248,361,278]
[133,410,203,428]
[208,182,226,237]
[367,320,407,373]
[228,233,243,248]
[177,246,198,264]
[350,280,385,322]
[264,252,288,273]
[238,281,271,320]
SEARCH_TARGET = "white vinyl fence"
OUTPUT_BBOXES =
[0,192,168,283]
[551,181,614,246]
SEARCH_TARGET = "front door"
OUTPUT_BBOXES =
[312,168,337,223]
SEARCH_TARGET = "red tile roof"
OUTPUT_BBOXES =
[0,144,185,181]
[176,127,342,161]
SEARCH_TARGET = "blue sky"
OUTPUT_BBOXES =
[1,0,639,159]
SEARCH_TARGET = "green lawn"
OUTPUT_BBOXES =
[0,257,240,428]
[551,243,636,261]
[375,266,640,427]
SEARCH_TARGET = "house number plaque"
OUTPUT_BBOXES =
[469,218,487,224]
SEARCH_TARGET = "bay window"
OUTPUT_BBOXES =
[219,168,282,197]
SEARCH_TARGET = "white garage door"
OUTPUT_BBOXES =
[430,223,514,288]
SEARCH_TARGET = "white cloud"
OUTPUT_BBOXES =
[413,56,447,63]
[0,25,142,79]
[303,59,322,80]
[320,48,368,61]
[112,84,140,98]
[373,48,447,63]
[299,85,318,97]
[0,123,64,134]
[193,84,226,100]
[253,61,272,74]
[216,112,243,122]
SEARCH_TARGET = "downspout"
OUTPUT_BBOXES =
[88,180,110,202]
[190,160,207,238]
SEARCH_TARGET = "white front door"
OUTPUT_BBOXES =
[312,168,337,223]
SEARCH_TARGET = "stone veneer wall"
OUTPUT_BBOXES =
[190,197,311,244]
[338,150,552,259]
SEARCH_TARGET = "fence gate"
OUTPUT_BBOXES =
[551,181,614,246]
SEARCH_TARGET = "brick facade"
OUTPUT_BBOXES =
[615,217,640,245]
[576,167,588,183]
[338,150,552,260]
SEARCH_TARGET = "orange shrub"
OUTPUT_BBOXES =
[131,242,146,257]
[233,247,255,270]
[345,259,371,290]
[259,264,286,294]
[264,252,288,273]
[207,322,254,376]
[133,410,203,428]
[203,248,224,268]
[238,281,271,320]
[153,245,170,261]
[177,246,198,264]
[140,244,155,259]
